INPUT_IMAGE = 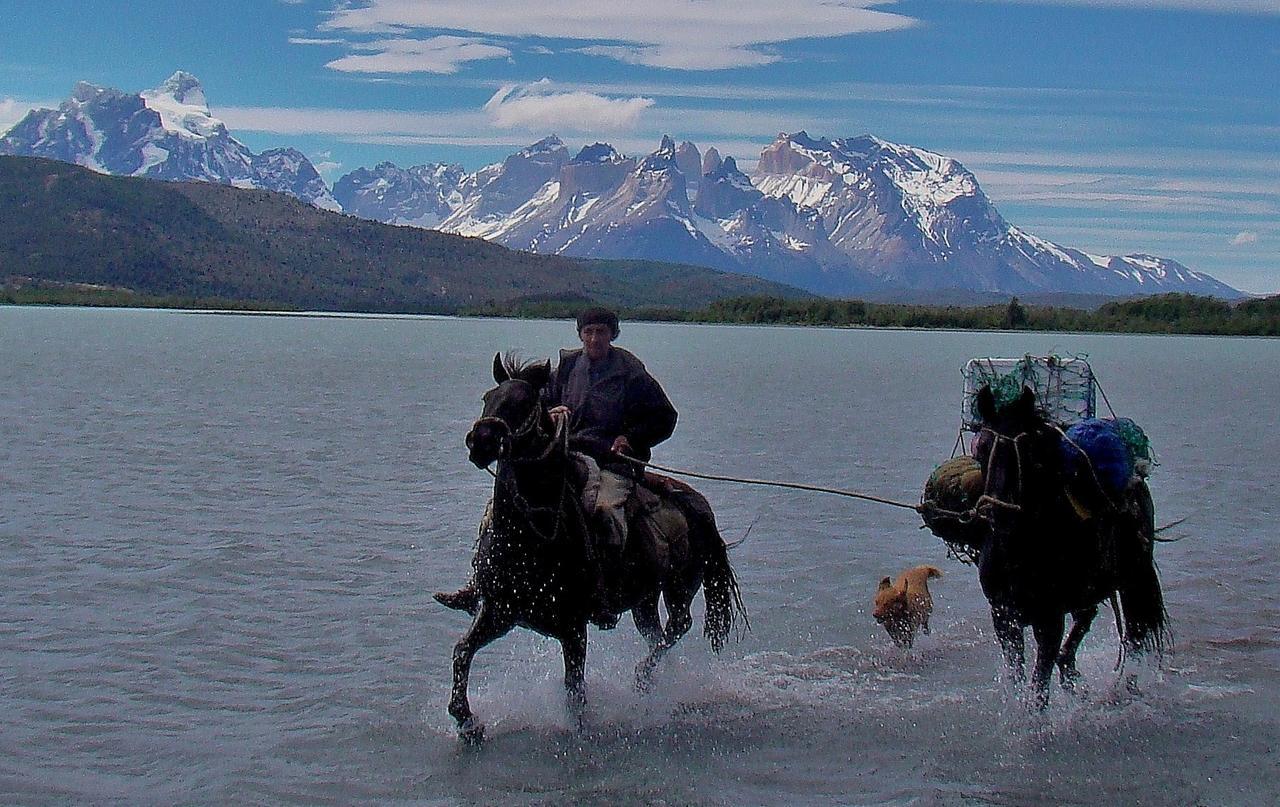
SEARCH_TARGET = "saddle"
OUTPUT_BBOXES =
[567,452,707,569]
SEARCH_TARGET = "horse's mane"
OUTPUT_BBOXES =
[500,352,550,384]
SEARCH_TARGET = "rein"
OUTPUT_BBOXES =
[486,405,574,544]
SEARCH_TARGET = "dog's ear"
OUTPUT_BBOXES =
[878,577,892,590]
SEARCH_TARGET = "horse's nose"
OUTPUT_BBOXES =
[466,422,501,468]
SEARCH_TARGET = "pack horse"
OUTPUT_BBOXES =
[922,357,1169,707]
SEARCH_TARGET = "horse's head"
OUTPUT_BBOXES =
[465,353,552,468]
[973,384,1062,515]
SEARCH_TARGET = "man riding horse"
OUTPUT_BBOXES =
[435,306,678,628]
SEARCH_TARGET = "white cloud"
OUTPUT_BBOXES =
[326,36,511,74]
[288,37,344,46]
[1231,231,1260,245]
[575,44,781,71]
[0,97,30,133]
[987,0,1279,13]
[319,1,916,71]
[483,80,654,132]
[310,150,342,180]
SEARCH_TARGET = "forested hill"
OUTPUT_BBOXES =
[0,156,805,312]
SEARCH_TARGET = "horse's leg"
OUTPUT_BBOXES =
[634,587,695,690]
[559,623,588,731]
[1030,613,1066,709]
[991,604,1025,683]
[1057,606,1098,691]
[632,593,665,692]
[449,603,513,743]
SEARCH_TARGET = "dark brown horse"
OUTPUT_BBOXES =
[971,385,1168,707]
[448,354,745,742]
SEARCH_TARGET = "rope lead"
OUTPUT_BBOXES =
[618,455,923,512]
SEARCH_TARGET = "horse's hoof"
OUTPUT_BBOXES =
[1058,667,1082,693]
[1124,674,1142,696]
[458,717,485,745]
[634,669,654,694]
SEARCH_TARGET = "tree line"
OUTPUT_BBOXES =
[460,293,1280,337]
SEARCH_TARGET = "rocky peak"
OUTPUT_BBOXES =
[573,143,621,163]
[152,71,207,108]
[701,146,723,176]
[674,140,702,199]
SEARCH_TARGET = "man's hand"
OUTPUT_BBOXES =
[610,435,633,456]
[548,405,571,426]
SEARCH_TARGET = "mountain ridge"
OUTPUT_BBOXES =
[0,155,806,312]
[0,73,1243,299]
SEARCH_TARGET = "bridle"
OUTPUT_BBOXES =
[973,425,1030,520]
[475,395,574,544]
[471,391,546,460]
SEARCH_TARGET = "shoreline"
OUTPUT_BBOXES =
[4,299,1279,339]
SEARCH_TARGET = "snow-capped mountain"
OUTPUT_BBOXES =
[750,132,1238,296]
[337,131,1237,297]
[1,73,1239,297]
[0,72,339,210]
[332,161,465,228]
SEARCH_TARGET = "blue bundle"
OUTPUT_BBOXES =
[1060,418,1136,494]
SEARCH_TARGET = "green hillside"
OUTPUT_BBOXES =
[0,156,805,312]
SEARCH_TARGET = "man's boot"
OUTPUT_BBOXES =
[433,584,481,615]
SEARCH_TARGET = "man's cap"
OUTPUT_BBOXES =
[576,306,620,337]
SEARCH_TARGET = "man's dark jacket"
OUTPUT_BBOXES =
[545,346,677,474]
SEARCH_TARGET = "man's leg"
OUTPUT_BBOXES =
[433,499,493,614]
[434,586,480,614]
[587,470,634,629]
[595,469,634,553]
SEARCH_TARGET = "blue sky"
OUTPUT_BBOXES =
[1,0,1276,293]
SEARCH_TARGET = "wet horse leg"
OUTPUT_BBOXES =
[559,623,588,731]
[991,604,1026,683]
[634,588,695,692]
[1030,613,1066,709]
[449,603,513,743]
[632,593,665,692]
[1057,606,1098,691]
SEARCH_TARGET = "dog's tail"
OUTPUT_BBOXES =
[922,565,943,580]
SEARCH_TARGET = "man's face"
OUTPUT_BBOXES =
[579,323,614,362]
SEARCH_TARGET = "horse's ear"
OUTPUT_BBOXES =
[1014,385,1036,417]
[976,385,997,422]
[878,577,892,590]
[492,352,509,383]
[521,359,551,391]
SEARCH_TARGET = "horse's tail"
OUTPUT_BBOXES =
[1116,481,1171,656]
[1117,556,1169,655]
[703,531,748,653]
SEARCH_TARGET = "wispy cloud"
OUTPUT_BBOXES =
[288,37,343,46]
[325,36,511,74]
[1231,231,1260,245]
[218,105,489,137]
[0,97,27,132]
[318,1,916,71]
[483,80,654,132]
[986,0,1279,14]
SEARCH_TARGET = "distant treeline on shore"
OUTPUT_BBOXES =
[6,284,1279,337]
[463,293,1280,337]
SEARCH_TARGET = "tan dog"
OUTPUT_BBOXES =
[873,565,942,649]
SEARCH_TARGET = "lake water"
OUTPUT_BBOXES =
[2,306,1278,805]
